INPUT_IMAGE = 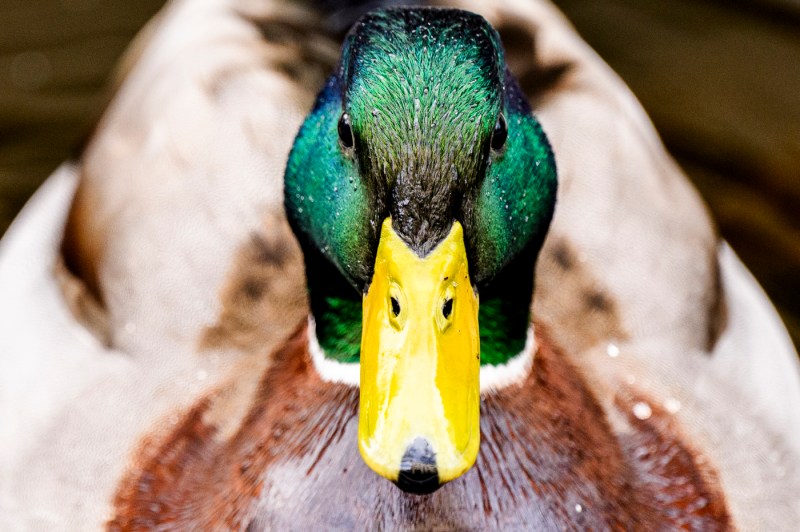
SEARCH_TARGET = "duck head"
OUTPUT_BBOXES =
[285,7,557,494]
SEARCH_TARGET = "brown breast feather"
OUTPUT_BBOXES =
[108,323,730,530]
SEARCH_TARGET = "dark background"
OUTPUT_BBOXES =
[0,0,797,347]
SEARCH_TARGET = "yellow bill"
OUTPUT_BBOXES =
[358,217,480,494]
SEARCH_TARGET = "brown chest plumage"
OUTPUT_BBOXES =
[109,324,730,530]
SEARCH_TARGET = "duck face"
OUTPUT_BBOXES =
[285,7,557,493]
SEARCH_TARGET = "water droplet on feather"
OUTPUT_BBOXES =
[633,402,652,420]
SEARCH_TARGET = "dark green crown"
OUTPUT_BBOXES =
[341,10,504,254]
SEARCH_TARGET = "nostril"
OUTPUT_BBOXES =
[390,296,401,317]
[395,438,440,495]
[442,298,453,319]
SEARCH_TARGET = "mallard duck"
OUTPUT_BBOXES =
[1,0,798,529]
[284,7,558,494]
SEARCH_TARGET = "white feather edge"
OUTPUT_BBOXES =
[307,316,361,386]
[307,316,536,393]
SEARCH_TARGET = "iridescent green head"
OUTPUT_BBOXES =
[284,7,557,493]
[286,7,555,289]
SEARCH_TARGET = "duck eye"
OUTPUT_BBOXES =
[442,298,453,319]
[390,296,401,317]
[491,113,507,151]
[338,113,354,149]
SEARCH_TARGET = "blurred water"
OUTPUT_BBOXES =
[0,0,165,234]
